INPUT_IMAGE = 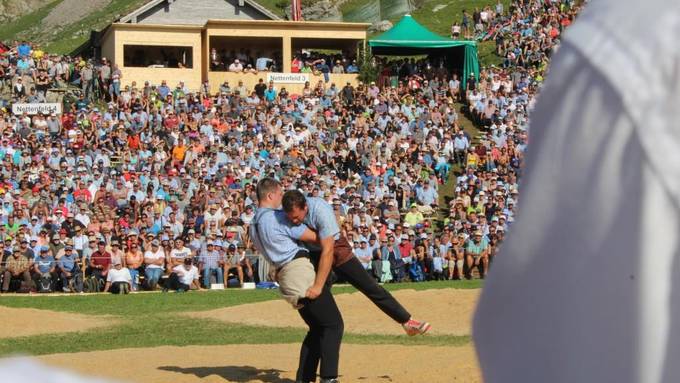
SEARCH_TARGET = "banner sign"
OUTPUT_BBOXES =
[12,103,62,115]
[266,73,310,84]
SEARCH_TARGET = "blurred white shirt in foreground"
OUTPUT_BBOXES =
[0,358,120,382]
[474,1,680,382]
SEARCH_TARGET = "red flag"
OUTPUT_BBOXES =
[291,0,302,21]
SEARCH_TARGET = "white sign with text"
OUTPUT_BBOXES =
[266,73,310,84]
[12,103,62,115]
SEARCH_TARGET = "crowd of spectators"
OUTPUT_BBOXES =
[0,0,582,294]
[208,47,359,78]
[210,47,281,72]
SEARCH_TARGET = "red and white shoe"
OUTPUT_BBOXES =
[402,319,431,336]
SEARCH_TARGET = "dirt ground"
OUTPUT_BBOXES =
[186,288,480,336]
[38,344,481,383]
[0,306,117,339]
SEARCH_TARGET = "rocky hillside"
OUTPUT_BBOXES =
[0,0,150,53]
[0,0,52,24]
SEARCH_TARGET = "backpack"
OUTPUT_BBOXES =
[409,262,425,282]
[84,276,104,293]
[432,257,444,273]
[37,274,53,293]
[380,261,393,283]
[67,272,84,293]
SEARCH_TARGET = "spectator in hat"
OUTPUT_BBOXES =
[447,234,466,280]
[12,78,26,100]
[103,260,131,294]
[125,240,143,291]
[381,236,405,282]
[404,204,425,227]
[164,257,200,292]
[88,241,111,284]
[416,182,438,210]
[165,212,184,238]
[143,239,165,290]
[183,229,201,255]
[224,243,252,287]
[72,226,88,257]
[82,234,98,262]
[47,233,64,257]
[465,230,489,279]
[409,244,427,282]
[18,238,34,260]
[199,241,224,288]
[58,244,82,292]
[228,59,243,73]
[32,246,57,291]
[169,237,191,268]
[2,248,32,293]
[353,240,372,270]
[109,240,125,267]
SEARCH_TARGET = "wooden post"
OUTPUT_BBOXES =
[282,36,292,73]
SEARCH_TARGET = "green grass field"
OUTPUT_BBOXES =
[0,280,481,357]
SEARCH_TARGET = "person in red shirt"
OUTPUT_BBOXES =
[127,132,140,150]
[61,112,74,131]
[88,241,112,284]
[73,181,92,203]
[223,169,235,186]
[202,96,213,110]
[291,56,302,73]
[163,111,179,130]
[72,131,85,150]
[398,235,413,262]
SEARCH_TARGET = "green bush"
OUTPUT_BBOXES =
[357,45,379,84]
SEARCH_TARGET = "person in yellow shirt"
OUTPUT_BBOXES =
[33,51,44,61]
[404,204,424,226]
[466,147,480,169]
[171,140,187,166]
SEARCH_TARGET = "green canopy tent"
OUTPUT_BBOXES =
[369,14,479,88]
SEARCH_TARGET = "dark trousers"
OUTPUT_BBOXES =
[61,269,83,292]
[335,256,411,324]
[296,284,344,382]
[166,272,190,291]
[2,270,31,292]
[109,281,129,294]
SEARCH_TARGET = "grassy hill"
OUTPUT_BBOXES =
[0,0,505,66]
[0,0,151,54]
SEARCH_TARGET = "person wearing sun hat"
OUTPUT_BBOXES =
[143,239,165,290]
[103,259,131,294]
[2,247,31,293]
[199,240,224,288]
[58,243,82,292]
[404,203,425,227]
[32,246,57,292]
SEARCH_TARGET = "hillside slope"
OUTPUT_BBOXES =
[0,0,150,54]
[0,0,51,24]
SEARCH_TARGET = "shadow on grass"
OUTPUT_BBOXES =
[159,365,295,383]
